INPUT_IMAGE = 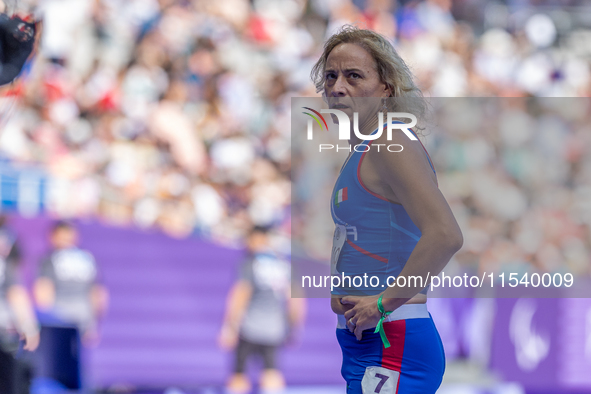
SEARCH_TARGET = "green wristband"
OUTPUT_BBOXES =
[374,294,393,348]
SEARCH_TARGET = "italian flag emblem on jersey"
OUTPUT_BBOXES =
[334,187,348,207]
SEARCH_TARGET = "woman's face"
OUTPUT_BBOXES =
[324,43,389,98]
[323,42,390,121]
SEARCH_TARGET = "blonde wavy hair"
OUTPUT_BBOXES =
[310,25,427,126]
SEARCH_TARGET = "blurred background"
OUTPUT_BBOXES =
[0,0,590,393]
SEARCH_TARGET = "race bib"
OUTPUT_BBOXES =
[330,224,346,275]
[361,366,400,394]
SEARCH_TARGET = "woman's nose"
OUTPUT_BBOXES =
[331,75,347,97]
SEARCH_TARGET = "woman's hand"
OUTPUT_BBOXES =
[341,295,382,341]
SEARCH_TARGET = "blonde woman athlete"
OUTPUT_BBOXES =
[311,26,463,393]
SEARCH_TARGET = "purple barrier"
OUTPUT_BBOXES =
[7,215,343,389]
[490,298,591,391]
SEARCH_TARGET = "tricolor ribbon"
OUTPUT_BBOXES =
[374,294,392,348]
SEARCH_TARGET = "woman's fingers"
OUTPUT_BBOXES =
[345,310,358,332]
[344,308,355,320]
[343,296,380,339]
[346,318,355,332]
[354,325,363,341]
[340,296,359,305]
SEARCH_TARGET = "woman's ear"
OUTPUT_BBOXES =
[383,84,392,98]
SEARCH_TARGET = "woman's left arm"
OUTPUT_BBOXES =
[342,130,463,340]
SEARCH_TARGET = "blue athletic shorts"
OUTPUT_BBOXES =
[336,316,445,394]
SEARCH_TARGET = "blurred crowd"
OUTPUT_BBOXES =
[428,98,591,279]
[0,0,589,268]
